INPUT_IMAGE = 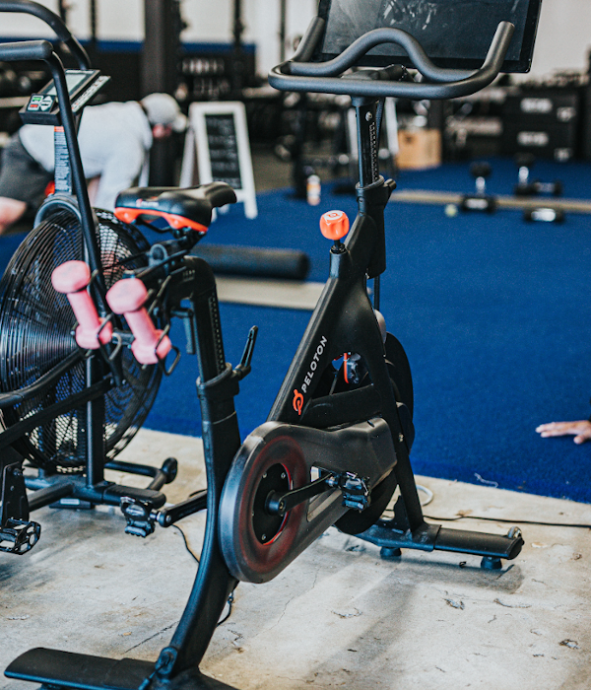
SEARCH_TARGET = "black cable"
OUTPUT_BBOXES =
[217,592,234,627]
[423,514,591,530]
[381,503,591,529]
[172,524,234,625]
[172,524,200,563]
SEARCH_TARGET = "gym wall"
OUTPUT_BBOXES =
[5,0,588,79]
[0,0,317,78]
[521,0,591,78]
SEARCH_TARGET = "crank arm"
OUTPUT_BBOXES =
[266,473,335,517]
[266,470,372,516]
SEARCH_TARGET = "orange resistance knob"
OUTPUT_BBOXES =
[320,210,349,241]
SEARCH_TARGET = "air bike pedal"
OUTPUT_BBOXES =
[0,462,41,555]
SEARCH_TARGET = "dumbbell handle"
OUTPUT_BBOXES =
[106,278,172,365]
[51,260,113,349]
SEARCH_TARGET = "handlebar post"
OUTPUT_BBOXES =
[354,99,380,188]
[45,54,106,311]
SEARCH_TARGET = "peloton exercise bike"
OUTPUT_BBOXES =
[4,0,542,688]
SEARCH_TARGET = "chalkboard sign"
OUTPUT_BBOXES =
[204,113,242,189]
[180,101,257,219]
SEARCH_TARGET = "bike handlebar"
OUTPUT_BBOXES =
[0,0,90,69]
[0,38,53,62]
[269,18,515,100]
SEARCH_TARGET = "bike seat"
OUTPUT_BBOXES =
[114,181,237,233]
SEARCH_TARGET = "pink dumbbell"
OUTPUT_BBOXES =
[106,278,172,365]
[52,261,113,349]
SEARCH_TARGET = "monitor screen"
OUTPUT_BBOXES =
[316,0,542,72]
[42,70,95,97]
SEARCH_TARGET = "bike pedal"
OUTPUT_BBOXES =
[121,497,156,538]
[327,472,371,512]
[0,518,41,555]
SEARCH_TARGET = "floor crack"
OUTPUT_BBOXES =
[124,621,179,653]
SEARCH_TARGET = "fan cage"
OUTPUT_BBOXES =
[0,208,161,473]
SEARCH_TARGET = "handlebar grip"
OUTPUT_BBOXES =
[289,26,474,82]
[106,279,172,366]
[52,261,113,350]
[0,0,90,68]
[291,17,326,63]
[270,21,515,101]
[0,40,53,63]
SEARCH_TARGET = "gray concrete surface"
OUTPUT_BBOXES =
[217,277,323,310]
[1,428,590,690]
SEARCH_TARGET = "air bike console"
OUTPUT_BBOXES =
[21,68,109,125]
[5,1,542,689]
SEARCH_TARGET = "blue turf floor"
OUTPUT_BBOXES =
[2,157,591,503]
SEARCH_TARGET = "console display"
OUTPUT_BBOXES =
[317,0,542,72]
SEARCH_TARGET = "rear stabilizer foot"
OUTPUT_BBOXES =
[379,546,402,561]
[480,556,502,570]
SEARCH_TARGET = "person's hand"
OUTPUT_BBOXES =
[535,420,591,444]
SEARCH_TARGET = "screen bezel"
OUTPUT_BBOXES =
[39,69,100,98]
[313,0,542,73]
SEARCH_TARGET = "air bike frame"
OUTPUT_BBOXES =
[0,2,198,556]
[5,9,527,690]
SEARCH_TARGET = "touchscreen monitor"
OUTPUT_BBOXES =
[42,71,93,97]
[315,0,542,72]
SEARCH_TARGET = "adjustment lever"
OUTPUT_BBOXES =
[234,326,258,380]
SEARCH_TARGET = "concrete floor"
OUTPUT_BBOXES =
[1,428,590,690]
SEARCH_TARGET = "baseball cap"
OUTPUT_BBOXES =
[141,93,188,132]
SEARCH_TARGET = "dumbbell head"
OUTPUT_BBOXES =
[523,207,566,224]
[515,153,535,169]
[470,161,492,179]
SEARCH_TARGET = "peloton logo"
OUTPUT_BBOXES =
[293,389,304,416]
[292,335,328,415]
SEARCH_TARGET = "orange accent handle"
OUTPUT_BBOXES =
[320,210,349,241]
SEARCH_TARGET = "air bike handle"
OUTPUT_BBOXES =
[0,39,53,62]
[269,19,515,100]
[0,0,90,69]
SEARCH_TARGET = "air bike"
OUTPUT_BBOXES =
[3,0,542,688]
[0,0,196,556]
